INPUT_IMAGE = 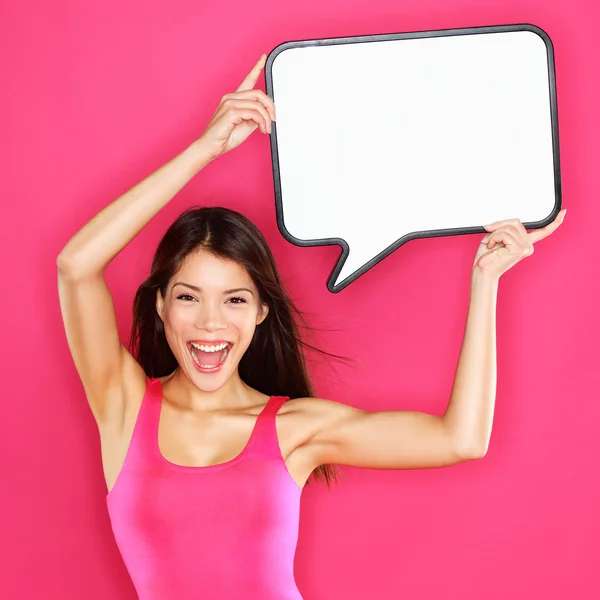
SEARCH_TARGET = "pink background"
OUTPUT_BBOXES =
[1,0,598,598]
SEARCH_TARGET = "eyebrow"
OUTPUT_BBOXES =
[172,282,255,296]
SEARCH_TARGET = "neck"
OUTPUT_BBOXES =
[163,366,258,412]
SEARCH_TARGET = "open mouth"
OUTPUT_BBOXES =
[187,342,232,373]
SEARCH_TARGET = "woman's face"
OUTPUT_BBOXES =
[156,249,268,391]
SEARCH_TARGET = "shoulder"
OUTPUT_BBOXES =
[285,395,364,417]
[281,396,367,444]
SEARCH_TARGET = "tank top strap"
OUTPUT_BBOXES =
[132,380,289,463]
[110,376,162,473]
[246,395,290,459]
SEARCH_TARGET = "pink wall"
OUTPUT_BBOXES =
[1,0,598,598]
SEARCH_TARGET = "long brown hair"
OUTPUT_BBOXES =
[129,206,351,488]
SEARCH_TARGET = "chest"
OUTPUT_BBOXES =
[101,397,319,494]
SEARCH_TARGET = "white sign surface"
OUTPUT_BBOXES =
[266,24,562,292]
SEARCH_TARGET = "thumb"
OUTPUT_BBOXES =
[472,235,491,265]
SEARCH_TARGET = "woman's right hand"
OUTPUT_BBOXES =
[197,54,276,161]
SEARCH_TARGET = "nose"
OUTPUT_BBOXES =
[196,299,226,332]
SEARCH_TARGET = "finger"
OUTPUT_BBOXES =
[527,210,566,244]
[485,211,565,237]
[224,89,276,121]
[492,222,527,242]
[481,224,521,243]
[236,54,267,93]
[483,228,520,250]
[483,218,528,239]
[222,98,271,133]
[227,107,268,134]
[489,224,533,255]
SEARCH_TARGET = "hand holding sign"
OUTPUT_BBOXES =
[472,210,566,278]
[199,54,276,161]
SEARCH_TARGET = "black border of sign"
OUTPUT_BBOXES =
[265,23,562,293]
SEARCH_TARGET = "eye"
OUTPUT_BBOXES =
[176,294,247,304]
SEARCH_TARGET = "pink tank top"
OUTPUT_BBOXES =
[106,377,304,599]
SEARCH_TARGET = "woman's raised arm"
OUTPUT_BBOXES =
[56,54,275,425]
[56,141,214,277]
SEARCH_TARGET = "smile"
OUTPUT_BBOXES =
[187,341,232,373]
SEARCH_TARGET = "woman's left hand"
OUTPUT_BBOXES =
[472,209,566,278]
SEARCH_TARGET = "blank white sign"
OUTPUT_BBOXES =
[266,24,562,292]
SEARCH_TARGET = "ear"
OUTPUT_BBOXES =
[156,288,165,323]
[256,303,269,326]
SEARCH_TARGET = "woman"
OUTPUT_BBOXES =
[56,53,565,599]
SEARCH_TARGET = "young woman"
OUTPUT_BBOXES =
[56,54,565,600]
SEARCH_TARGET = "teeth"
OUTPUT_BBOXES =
[190,342,229,352]
[190,346,229,369]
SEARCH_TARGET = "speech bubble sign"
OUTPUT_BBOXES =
[265,24,562,292]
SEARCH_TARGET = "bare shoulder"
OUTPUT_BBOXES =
[280,395,365,447]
